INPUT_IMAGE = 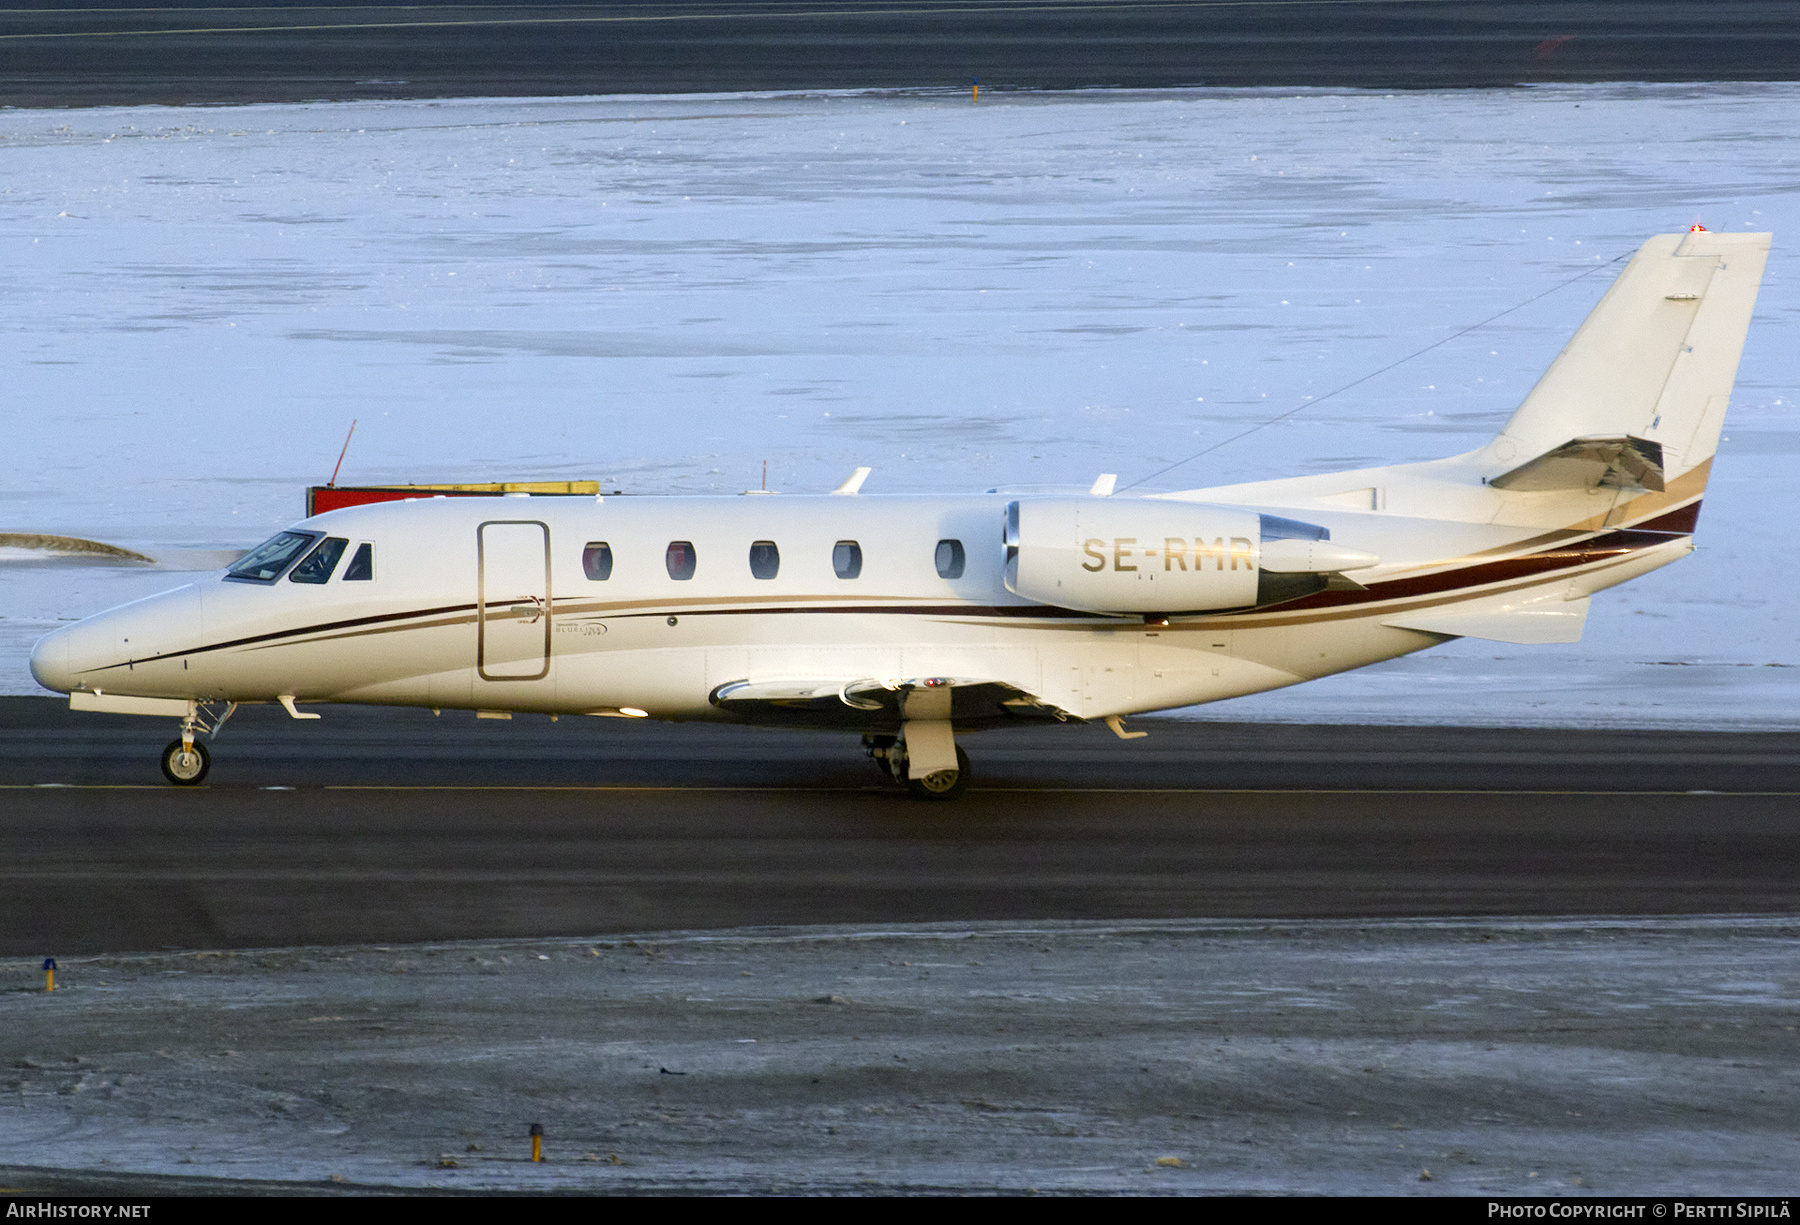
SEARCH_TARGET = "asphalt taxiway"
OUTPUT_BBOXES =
[3,697,1796,956]
[5,0,1800,108]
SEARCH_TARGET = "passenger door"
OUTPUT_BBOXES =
[477,520,551,682]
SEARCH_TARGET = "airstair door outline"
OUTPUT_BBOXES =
[477,520,551,682]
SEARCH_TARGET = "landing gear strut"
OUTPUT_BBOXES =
[864,734,901,781]
[159,700,235,787]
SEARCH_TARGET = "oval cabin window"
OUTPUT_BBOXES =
[666,541,697,581]
[748,540,780,580]
[833,540,863,580]
[935,538,966,579]
[582,542,613,581]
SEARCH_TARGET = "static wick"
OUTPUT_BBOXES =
[43,957,56,993]
[328,419,358,488]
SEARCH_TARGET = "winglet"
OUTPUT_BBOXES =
[833,467,872,495]
[1089,473,1118,497]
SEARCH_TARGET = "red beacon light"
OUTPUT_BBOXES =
[1690,224,1709,232]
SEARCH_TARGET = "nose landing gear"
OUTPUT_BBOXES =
[161,738,211,786]
[158,700,235,786]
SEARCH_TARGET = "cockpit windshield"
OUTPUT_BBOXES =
[289,537,348,584]
[226,530,319,583]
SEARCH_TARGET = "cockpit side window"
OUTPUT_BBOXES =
[289,537,348,584]
[342,542,374,582]
[226,531,319,583]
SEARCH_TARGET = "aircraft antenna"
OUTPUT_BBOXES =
[1118,251,1633,493]
[762,460,768,492]
[328,419,358,488]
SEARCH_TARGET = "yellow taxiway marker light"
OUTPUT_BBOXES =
[530,1122,544,1163]
[43,958,56,992]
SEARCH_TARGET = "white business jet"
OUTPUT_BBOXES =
[29,230,1769,797]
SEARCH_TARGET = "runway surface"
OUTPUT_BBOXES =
[4,1,1799,108]
[3,696,1797,955]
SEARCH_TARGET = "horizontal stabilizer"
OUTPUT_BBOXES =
[1490,435,1665,493]
[1383,596,1590,645]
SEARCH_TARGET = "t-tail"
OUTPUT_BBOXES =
[1471,227,1771,534]
[1170,229,1771,537]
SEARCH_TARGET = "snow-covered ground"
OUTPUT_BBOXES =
[2,84,1795,725]
[4,918,1797,1195]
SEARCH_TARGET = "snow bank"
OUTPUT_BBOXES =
[2,84,1795,724]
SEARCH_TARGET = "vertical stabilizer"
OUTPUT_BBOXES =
[1480,230,1770,487]
[1153,230,1769,531]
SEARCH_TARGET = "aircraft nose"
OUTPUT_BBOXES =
[29,626,76,694]
[27,583,198,696]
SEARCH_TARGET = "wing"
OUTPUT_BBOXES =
[708,676,1074,730]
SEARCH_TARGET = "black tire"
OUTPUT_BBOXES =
[161,739,210,786]
[905,746,970,802]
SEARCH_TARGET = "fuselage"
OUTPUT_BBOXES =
[27,488,1692,729]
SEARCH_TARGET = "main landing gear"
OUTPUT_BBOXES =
[908,745,971,801]
[865,733,972,801]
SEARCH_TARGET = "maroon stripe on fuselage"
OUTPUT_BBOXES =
[85,602,482,673]
[1265,527,1688,615]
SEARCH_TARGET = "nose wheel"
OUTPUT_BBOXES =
[161,739,211,786]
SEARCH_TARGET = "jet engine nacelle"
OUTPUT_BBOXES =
[1002,499,1377,615]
